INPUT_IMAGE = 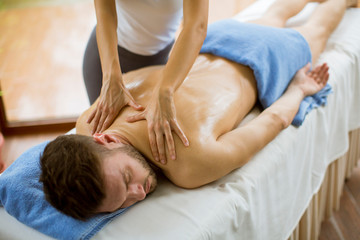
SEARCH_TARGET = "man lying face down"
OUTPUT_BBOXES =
[40,0,347,220]
[40,134,158,220]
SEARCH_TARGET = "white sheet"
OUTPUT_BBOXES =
[1,1,359,239]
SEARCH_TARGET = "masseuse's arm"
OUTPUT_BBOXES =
[184,63,330,188]
[87,0,143,134]
[127,0,209,164]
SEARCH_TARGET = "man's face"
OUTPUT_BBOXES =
[97,144,157,213]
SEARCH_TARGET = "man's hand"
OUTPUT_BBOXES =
[126,88,189,164]
[87,79,143,134]
[290,62,329,96]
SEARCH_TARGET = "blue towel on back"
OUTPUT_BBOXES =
[0,141,129,240]
[200,19,331,126]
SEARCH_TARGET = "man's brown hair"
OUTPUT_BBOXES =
[39,134,109,220]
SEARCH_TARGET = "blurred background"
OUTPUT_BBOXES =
[0,0,94,124]
[0,0,252,127]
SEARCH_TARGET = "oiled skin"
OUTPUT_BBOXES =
[76,0,344,189]
[76,53,257,188]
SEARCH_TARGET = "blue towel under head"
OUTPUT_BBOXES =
[200,19,332,126]
[0,141,129,240]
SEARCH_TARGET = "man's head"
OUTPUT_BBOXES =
[39,134,157,220]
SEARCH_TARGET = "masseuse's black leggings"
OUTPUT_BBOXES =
[83,27,174,104]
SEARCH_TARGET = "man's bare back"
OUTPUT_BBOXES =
[76,54,257,187]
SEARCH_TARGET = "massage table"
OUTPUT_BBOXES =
[0,1,359,239]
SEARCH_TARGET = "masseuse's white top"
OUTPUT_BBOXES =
[115,0,183,55]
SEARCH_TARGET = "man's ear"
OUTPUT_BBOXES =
[93,133,120,144]
[93,133,106,145]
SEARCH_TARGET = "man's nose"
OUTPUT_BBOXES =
[128,183,146,201]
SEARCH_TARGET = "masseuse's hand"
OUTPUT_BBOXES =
[126,87,189,164]
[87,79,143,134]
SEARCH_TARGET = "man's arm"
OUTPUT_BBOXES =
[178,63,329,188]
[219,63,329,167]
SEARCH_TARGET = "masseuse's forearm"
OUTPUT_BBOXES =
[94,0,122,82]
[158,0,208,94]
[159,24,206,92]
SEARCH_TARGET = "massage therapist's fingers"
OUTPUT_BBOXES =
[95,112,107,134]
[164,121,176,161]
[100,114,116,133]
[126,111,146,123]
[122,87,143,111]
[148,123,160,162]
[92,109,102,134]
[128,100,144,111]
[87,108,96,124]
[155,127,166,164]
[172,120,189,148]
